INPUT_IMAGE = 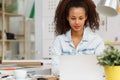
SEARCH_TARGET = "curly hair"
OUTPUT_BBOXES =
[54,0,100,35]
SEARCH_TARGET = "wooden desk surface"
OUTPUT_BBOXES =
[46,77,59,80]
[36,76,59,80]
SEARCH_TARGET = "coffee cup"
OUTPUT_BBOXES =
[14,70,27,79]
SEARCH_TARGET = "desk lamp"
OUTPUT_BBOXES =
[96,0,119,17]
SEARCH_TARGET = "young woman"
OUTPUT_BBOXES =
[52,0,105,76]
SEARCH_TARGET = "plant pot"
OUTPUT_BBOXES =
[104,66,120,80]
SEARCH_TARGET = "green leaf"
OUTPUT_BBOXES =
[97,45,120,66]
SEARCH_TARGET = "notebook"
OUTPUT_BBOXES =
[59,55,105,80]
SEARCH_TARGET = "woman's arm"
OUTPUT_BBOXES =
[51,37,62,76]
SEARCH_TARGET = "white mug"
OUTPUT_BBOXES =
[14,70,27,79]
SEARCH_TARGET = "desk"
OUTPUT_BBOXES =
[0,65,53,80]
[37,77,59,80]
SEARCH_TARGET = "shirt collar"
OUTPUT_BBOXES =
[64,27,91,43]
[65,30,72,42]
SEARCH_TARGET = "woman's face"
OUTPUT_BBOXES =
[67,7,87,32]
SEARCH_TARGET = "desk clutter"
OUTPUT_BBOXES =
[0,74,58,80]
[0,64,58,80]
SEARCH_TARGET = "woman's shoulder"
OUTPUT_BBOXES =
[85,27,103,41]
[53,34,66,42]
[54,30,70,41]
[54,34,65,39]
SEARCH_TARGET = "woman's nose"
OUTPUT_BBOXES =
[75,19,79,24]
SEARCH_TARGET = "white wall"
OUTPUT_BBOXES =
[35,0,43,59]
[35,0,60,59]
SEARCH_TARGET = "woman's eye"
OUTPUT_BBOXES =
[79,18,83,20]
[70,17,83,20]
[71,18,76,20]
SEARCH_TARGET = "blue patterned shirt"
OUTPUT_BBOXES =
[52,27,105,76]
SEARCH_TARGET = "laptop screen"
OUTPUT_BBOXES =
[59,55,105,80]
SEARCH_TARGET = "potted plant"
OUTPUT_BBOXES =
[97,45,120,80]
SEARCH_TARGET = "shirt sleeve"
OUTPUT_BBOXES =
[51,37,62,76]
[95,39,105,55]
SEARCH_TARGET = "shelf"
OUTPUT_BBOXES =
[5,40,25,42]
[0,40,24,42]
[0,11,25,17]
[105,42,120,45]
[15,34,25,38]
[0,0,27,60]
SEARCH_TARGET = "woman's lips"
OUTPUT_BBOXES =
[74,26,80,29]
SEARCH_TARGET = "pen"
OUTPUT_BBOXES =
[1,75,9,78]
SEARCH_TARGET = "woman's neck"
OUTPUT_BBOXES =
[71,29,84,48]
[71,29,84,38]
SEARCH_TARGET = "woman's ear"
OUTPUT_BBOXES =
[67,16,69,21]
[86,14,88,19]
[85,15,87,20]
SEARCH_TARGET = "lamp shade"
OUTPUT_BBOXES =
[96,0,119,17]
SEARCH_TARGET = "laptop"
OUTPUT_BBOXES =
[59,55,105,80]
